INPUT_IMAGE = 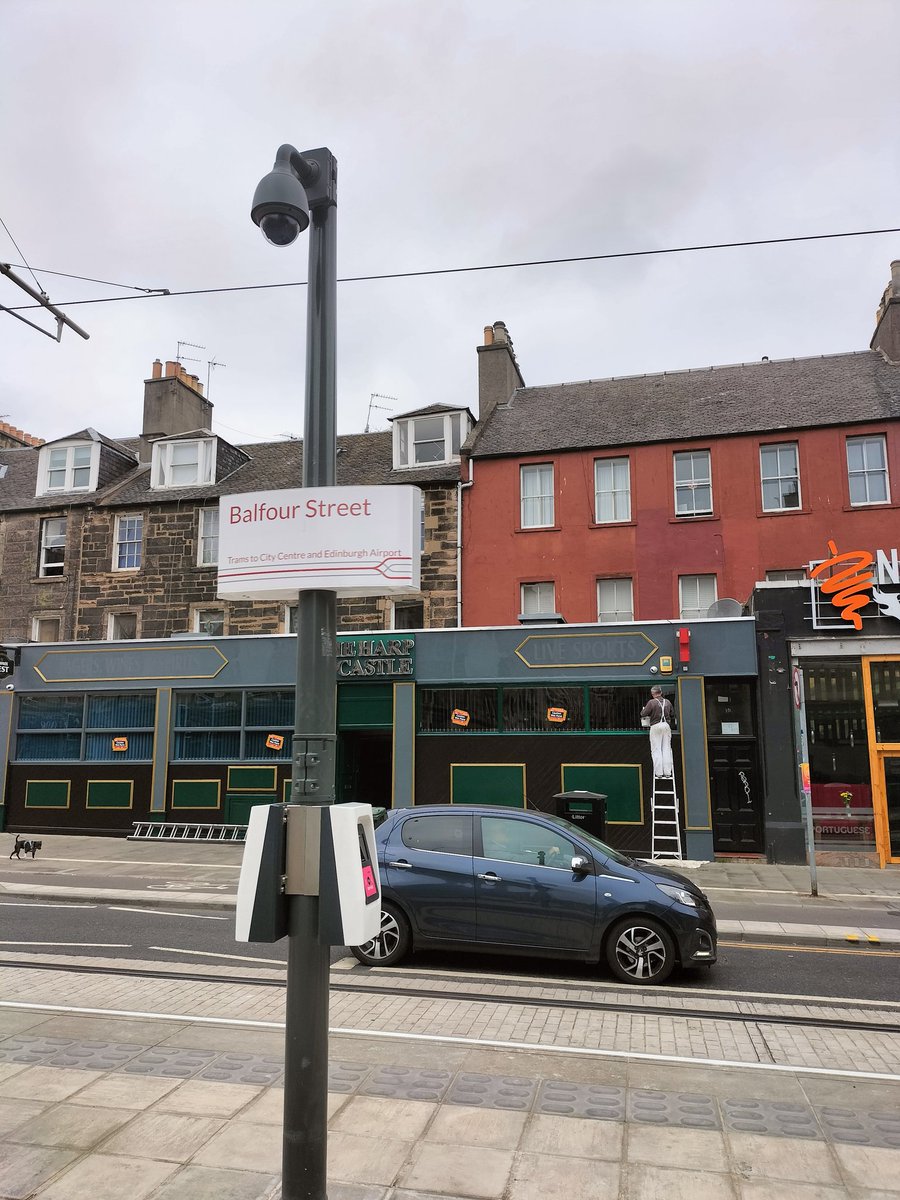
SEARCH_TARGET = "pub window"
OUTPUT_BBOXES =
[244,689,293,759]
[15,693,154,762]
[174,690,242,760]
[85,693,154,761]
[588,686,648,732]
[419,688,498,732]
[502,687,585,732]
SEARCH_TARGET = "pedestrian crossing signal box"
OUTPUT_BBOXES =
[235,802,381,946]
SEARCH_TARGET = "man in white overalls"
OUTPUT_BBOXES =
[641,685,675,778]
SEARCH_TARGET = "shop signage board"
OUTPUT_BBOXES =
[336,635,415,678]
[217,486,421,600]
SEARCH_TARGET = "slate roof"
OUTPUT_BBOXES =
[468,350,900,459]
[0,427,460,514]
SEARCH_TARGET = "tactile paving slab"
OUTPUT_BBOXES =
[327,1061,372,1094]
[723,1098,821,1139]
[816,1106,900,1149]
[0,1035,76,1064]
[537,1080,626,1120]
[198,1053,283,1086]
[45,1041,146,1070]
[628,1089,720,1129]
[121,1047,220,1079]
[361,1065,452,1101]
[446,1071,538,1111]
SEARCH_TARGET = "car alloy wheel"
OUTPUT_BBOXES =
[352,902,410,967]
[606,916,675,984]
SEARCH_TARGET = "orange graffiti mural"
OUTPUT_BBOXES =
[809,540,874,630]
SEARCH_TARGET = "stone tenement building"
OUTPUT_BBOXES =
[0,361,467,643]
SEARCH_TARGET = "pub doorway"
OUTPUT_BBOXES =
[337,731,393,809]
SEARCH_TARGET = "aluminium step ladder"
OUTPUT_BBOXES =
[129,822,247,843]
[650,776,683,860]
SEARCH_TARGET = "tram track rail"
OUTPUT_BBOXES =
[3,955,900,1038]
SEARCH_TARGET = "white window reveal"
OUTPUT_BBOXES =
[520,464,554,528]
[674,450,712,516]
[597,578,634,623]
[393,410,469,468]
[37,442,98,495]
[847,435,890,505]
[114,515,143,570]
[520,581,556,615]
[31,616,61,642]
[199,507,219,566]
[152,438,216,488]
[39,517,67,577]
[760,443,800,512]
[679,574,717,619]
[108,612,138,640]
[194,609,225,636]
[594,458,631,523]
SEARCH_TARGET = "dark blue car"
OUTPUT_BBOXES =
[353,805,716,984]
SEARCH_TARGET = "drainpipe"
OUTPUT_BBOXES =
[456,459,475,626]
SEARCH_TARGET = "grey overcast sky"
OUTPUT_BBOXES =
[2,0,899,445]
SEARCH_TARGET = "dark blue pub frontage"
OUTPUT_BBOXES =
[0,618,760,861]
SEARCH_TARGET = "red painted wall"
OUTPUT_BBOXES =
[461,422,900,625]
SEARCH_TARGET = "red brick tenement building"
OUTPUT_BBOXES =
[461,268,900,626]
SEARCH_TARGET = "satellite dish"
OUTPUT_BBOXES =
[706,598,743,618]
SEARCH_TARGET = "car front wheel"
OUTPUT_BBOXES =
[605,916,676,985]
[351,902,411,967]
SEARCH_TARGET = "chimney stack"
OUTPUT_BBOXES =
[140,358,213,461]
[476,320,524,422]
[870,260,900,363]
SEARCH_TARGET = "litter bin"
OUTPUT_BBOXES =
[551,790,607,840]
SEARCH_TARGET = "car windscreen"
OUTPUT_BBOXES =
[536,812,634,866]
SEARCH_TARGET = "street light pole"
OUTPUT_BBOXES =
[252,144,338,1200]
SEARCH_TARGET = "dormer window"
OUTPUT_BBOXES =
[37,442,99,495]
[393,410,470,469]
[151,438,216,488]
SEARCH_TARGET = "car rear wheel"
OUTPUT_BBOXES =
[605,916,675,985]
[351,902,410,967]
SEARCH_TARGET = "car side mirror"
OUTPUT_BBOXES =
[571,855,591,874]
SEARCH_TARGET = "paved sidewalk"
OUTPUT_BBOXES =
[1,958,899,1199]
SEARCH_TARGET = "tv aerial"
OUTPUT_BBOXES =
[365,393,396,433]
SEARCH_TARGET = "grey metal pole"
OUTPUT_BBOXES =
[792,661,818,898]
[283,149,338,1200]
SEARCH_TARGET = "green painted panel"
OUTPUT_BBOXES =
[561,764,642,824]
[225,794,274,824]
[86,780,133,809]
[171,779,220,810]
[227,765,277,792]
[450,764,525,808]
[338,683,393,729]
[25,780,70,809]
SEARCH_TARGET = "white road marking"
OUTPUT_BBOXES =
[107,907,228,920]
[0,998,897,1083]
[0,941,129,948]
[18,856,240,870]
[0,901,97,909]
[149,945,281,965]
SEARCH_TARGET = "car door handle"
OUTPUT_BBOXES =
[477,871,502,882]
[387,860,413,870]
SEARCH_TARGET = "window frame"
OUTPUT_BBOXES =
[151,437,217,489]
[113,514,143,571]
[759,441,801,513]
[193,608,226,637]
[673,449,713,518]
[520,463,555,529]
[31,616,61,643]
[38,516,67,578]
[594,456,631,524]
[14,692,155,763]
[198,506,220,567]
[36,441,99,495]
[678,573,718,619]
[172,688,294,762]
[520,580,556,616]
[390,599,425,630]
[107,611,139,641]
[596,577,634,623]
[846,434,890,506]
[392,410,470,469]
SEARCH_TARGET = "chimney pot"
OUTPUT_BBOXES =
[483,325,494,346]
[151,359,162,380]
[891,260,900,295]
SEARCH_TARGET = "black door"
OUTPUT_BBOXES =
[337,731,393,808]
[709,740,763,854]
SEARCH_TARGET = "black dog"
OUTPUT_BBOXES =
[9,836,42,860]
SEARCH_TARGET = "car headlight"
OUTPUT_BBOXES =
[657,883,699,907]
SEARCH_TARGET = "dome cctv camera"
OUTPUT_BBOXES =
[5,682,14,690]
[649,665,659,674]
[259,211,302,247]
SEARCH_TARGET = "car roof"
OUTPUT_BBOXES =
[383,805,547,820]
